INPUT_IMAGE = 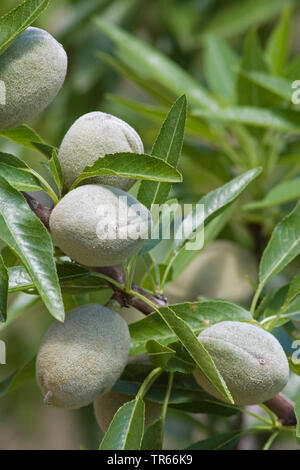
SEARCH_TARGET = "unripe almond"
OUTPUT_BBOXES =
[194,321,289,405]
[49,184,152,267]
[58,112,144,191]
[36,303,130,409]
[0,27,67,129]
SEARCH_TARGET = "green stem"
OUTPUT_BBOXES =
[239,407,273,426]
[29,169,59,205]
[137,367,163,400]
[262,431,279,450]
[161,372,174,425]
[94,272,124,290]
[259,404,277,427]
[251,283,264,318]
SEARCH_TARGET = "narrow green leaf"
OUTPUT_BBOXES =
[265,6,291,75]
[285,271,300,308]
[187,430,244,450]
[0,254,8,321]
[0,176,64,321]
[244,177,300,210]
[238,70,292,101]
[130,301,252,356]
[138,95,186,209]
[0,357,35,398]
[174,168,261,250]
[0,125,49,154]
[237,30,269,107]
[0,152,43,192]
[8,263,95,293]
[203,35,239,104]
[146,340,175,368]
[155,305,233,403]
[99,398,145,450]
[71,152,182,190]
[0,0,50,55]
[141,419,163,450]
[95,18,217,110]
[114,366,239,416]
[107,94,214,141]
[259,201,300,287]
[201,0,293,39]
[194,107,300,133]
[45,149,63,197]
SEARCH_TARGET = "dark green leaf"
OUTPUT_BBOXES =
[71,152,182,190]
[187,430,244,450]
[130,300,252,356]
[138,95,186,209]
[141,419,163,450]
[0,357,35,398]
[0,176,64,321]
[99,398,145,450]
[259,201,300,287]
[154,305,233,403]
[146,340,175,368]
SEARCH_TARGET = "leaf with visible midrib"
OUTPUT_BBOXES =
[129,300,252,356]
[138,95,186,209]
[0,176,64,321]
[0,0,50,55]
[71,152,182,190]
[155,305,233,403]
[99,398,145,450]
[259,201,300,287]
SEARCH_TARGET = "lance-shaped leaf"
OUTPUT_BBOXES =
[99,398,145,450]
[70,152,182,190]
[0,357,36,398]
[138,95,186,209]
[194,107,300,133]
[265,6,291,75]
[174,167,261,250]
[153,305,233,403]
[238,70,292,101]
[95,18,217,110]
[146,340,175,368]
[0,125,51,155]
[130,300,251,356]
[203,35,239,104]
[244,177,300,210]
[186,430,245,450]
[0,176,64,321]
[0,152,43,192]
[0,254,8,321]
[259,201,300,288]
[0,0,50,55]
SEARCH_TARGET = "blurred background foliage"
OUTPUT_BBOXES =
[1,0,300,449]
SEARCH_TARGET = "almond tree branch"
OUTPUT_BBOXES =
[23,193,297,426]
